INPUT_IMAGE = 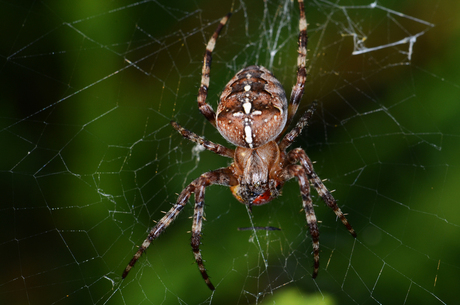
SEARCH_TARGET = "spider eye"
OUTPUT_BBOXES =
[216,65,288,148]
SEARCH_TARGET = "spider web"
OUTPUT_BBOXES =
[1,0,459,304]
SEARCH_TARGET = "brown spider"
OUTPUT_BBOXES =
[122,0,356,290]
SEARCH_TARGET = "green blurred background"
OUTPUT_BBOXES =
[1,0,459,304]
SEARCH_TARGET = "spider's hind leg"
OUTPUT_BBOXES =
[283,0,308,130]
[197,13,232,127]
[278,101,317,151]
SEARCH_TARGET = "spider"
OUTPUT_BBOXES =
[122,0,356,290]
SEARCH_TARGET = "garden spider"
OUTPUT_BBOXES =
[122,0,356,290]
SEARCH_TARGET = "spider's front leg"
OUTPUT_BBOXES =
[286,164,321,277]
[122,181,194,279]
[190,167,236,290]
[122,167,236,291]
[289,148,356,237]
[287,148,356,278]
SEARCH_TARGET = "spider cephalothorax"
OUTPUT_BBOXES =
[230,141,283,208]
[123,0,356,291]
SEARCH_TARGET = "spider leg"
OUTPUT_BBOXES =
[286,149,356,278]
[122,183,193,279]
[287,164,320,278]
[280,0,308,137]
[190,167,236,290]
[278,101,316,151]
[191,182,214,289]
[289,148,357,237]
[198,13,232,127]
[122,167,236,287]
[171,121,234,158]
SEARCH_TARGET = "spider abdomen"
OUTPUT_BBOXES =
[216,65,288,148]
